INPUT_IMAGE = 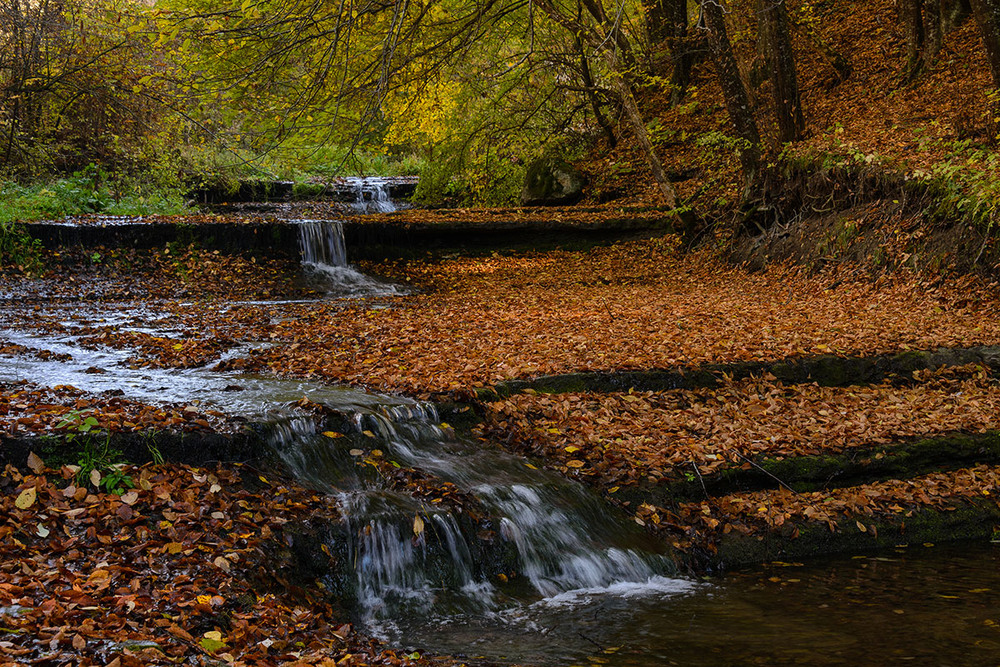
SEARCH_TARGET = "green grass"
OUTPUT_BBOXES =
[0,169,186,224]
[179,143,426,188]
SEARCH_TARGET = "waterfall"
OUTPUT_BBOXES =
[266,399,692,639]
[295,220,402,297]
[346,177,398,214]
[298,219,347,267]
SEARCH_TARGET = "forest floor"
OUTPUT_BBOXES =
[4,229,1000,662]
[6,0,1000,661]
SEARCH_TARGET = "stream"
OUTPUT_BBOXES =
[4,181,1000,665]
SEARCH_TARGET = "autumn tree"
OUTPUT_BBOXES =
[756,0,804,142]
[0,0,166,176]
[969,0,1000,91]
[701,0,762,191]
[529,0,679,205]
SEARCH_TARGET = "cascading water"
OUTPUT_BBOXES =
[346,177,398,214]
[296,220,403,297]
[267,400,697,662]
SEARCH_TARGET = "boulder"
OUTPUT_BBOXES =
[520,157,587,206]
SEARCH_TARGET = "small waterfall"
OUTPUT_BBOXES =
[347,177,398,214]
[298,220,347,267]
[295,220,402,297]
[267,398,691,641]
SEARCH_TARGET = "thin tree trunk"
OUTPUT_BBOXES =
[649,0,694,104]
[901,0,926,80]
[756,0,804,142]
[970,0,1000,89]
[702,0,762,191]
[942,0,972,29]
[611,71,678,205]
[924,0,943,66]
[575,31,617,148]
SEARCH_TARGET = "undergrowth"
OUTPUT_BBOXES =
[0,166,186,224]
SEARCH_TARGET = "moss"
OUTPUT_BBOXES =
[707,500,1000,570]
[891,349,935,373]
[640,431,1000,505]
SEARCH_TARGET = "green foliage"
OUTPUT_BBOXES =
[915,140,1000,235]
[0,168,185,224]
[0,222,42,272]
[56,409,137,494]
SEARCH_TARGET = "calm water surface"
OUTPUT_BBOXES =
[397,542,1000,666]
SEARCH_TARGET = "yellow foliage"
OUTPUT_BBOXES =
[383,77,462,147]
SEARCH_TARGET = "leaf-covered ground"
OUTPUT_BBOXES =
[483,365,1000,487]
[0,456,450,666]
[6,228,1000,659]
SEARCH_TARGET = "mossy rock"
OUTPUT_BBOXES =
[520,157,587,207]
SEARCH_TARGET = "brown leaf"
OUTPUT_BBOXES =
[26,452,44,474]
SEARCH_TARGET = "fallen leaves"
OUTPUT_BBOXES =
[483,365,1000,487]
[0,381,235,436]
[676,464,1000,538]
[0,454,448,666]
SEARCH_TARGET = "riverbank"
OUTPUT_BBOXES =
[4,210,1000,662]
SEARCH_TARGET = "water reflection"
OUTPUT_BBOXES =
[397,543,1000,666]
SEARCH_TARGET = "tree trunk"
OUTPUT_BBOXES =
[575,31,617,148]
[756,0,805,142]
[924,0,943,66]
[942,0,972,29]
[970,0,1000,90]
[702,0,762,191]
[900,0,926,80]
[610,69,678,206]
[649,0,694,104]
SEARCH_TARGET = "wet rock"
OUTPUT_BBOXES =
[520,157,587,206]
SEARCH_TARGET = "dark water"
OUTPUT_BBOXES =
[394,542,1000,667]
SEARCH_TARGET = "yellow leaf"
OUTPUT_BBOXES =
[204,630,223,641]
[564,446,580,453]
[413,514,424,536]
[322,431,344,438]
[15,487,36,509]
[197,594,212,605]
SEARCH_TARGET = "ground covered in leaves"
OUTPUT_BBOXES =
[6,226,1000,660]
[0,455,449,666]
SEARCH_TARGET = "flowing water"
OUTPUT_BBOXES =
[266,401,697,659]
[296,219,404,297]
[8,193,1000,665]
[345,176,399,214]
